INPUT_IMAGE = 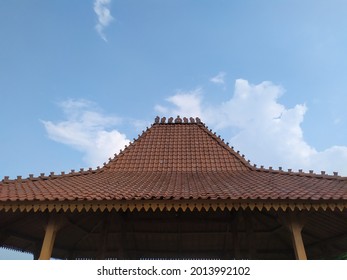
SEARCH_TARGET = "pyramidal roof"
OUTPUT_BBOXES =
[1,116,347,211]
[103,116,252,172]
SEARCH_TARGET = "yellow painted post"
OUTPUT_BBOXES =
[282,212,307,260]
[38,216,60,260]
[289,218,307,260]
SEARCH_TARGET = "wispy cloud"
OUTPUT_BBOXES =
[155,79,347,175]
[42,99,129,167]
[210,72,226,86]
[94,0,114,41]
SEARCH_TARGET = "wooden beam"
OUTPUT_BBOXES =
[38,215,61,260]
[308,231,347,248]
[71,219,103,250]
[290,219,307,260]
[281,212,307,260]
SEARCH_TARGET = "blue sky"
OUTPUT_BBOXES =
[1,0,347,259]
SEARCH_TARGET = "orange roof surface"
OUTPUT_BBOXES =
[1,116,347,203]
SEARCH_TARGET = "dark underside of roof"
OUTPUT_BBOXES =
[1,208,347,260]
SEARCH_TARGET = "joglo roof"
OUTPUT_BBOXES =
[1,116,347,212]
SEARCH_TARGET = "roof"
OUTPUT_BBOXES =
[1,116,347,212]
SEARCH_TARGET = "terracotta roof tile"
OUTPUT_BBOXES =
[1,117,347,203]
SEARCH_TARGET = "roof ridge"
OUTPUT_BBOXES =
[102,123,153,170]
[253,166,347,180]
[154,116,202,124]
[196,121,254,171]
[0,167,101,184]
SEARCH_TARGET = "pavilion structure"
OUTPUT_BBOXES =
[1,116,347,260]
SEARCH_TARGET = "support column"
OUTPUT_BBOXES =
[282,212,307,260]
[38,215,61,260]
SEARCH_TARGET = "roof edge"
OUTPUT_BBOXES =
[1,198,346,213]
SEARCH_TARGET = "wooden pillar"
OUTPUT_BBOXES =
[289,219,307,260]
[38,215,61,260]
[231,212,240,259]
[282,212,307,260]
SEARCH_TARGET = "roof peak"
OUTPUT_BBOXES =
[102,117,253,172]
[154,116,203,124]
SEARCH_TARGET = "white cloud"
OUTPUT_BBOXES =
[156,79,347,175]
[94,0,114,41]
[42,99,129,167]
[155,88,203,118]
[210,72,226,86]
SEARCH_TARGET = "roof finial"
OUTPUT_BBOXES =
[168,117,174,123]
[196,117,201,123]
[189,117,195,123]
[183,117,188,123]
[175,115,182,123]
[161,117,166,123]
[154,116,160,123]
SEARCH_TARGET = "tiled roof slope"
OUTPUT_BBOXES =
[1,116,347,203]
[104,116,251,172]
